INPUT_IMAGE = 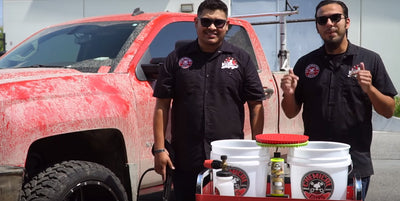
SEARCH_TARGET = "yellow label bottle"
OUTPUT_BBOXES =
[270,152,285,196]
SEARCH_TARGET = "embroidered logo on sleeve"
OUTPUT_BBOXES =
[221,57,239,70]
[305,64,320,78]
[178,57,193,69]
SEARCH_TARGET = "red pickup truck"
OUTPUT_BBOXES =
[0,11,303,201]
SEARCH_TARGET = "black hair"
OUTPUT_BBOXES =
[197,0,228,17]
[315,0,349,18]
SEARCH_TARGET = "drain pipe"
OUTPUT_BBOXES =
[231,1,298,71]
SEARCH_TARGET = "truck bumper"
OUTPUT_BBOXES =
[0,166,24,201]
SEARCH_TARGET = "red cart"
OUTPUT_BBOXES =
[195,169,362,201]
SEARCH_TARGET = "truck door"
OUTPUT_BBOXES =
[223,23,280,135]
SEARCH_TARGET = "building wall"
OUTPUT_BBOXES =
[3,0,399,93]
[231,0,399,93]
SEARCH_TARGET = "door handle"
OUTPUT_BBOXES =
[263,87,274,99]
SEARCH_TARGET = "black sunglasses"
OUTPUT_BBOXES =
[199,18,227,28]
[316,13,345,25]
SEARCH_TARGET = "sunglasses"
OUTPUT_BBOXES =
[316,13,345,25]
[199,18,227,28]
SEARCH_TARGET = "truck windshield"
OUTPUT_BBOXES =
[0,21,146,72]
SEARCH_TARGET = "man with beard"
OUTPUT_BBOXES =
[280,0,397,200]
[152,0,265,201]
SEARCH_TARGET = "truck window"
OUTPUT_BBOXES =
[137,21,259,81]
[0,21,143,73]
[225,25,259,70]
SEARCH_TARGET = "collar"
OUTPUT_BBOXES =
[185,39,234,55]
[218,40,235,54]
[317,41,358,57]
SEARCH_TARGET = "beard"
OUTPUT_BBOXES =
[322,28,347,53]
[324,38,342,51]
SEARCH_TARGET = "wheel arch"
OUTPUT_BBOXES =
[24,129,132,201]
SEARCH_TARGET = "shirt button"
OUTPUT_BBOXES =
[206,74,209,78]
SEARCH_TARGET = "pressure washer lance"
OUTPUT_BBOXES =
[270,152,285,196]
[203,155,235,196]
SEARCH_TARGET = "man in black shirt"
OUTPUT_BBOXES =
[152,1,265,201]
[281,1,397,200]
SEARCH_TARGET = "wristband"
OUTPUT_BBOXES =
[153,148,166,154]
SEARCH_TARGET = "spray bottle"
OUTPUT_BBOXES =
[214,155,235,196]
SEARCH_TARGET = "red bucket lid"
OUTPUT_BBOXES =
[256,133,309,147]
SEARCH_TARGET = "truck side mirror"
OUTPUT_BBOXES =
[141,57,165,81]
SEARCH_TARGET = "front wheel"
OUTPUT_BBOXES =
[21,160,128,201]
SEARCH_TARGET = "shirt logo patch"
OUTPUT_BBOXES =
[347,64,361,78]
[305,64,320,78]
[178,57,193,69]
[221,57,239,70]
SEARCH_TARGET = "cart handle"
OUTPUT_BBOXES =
[196,169,211,194]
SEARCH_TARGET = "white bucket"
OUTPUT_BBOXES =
[287,141,352,200]
[210,139,269,197]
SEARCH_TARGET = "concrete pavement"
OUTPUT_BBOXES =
[368,112,400,201]
[368,131,400,201]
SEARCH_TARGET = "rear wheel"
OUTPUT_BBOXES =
[21,160,128,201]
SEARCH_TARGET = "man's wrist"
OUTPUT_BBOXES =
[282,92,295,98]
[153,148,166,154]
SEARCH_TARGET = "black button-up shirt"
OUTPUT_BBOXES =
[293,42,397,177]
[154,40,265,170]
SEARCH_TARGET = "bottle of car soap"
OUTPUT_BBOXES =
[270,152,285,196]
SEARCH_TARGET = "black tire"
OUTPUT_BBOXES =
[21,160,128,201]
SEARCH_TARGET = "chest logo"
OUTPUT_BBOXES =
[301,171,334,199]
[347,64,361,78]
[305,64,320,78]
[178,57,193,69]
[221,57,239,70]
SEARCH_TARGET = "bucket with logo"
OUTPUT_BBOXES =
[287,141,352,200]
[210,139,269,197]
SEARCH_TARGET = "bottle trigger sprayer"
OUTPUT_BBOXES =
[214,155,235,196]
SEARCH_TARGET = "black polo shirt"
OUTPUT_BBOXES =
[154,40,265,170]
[293,42,397,177]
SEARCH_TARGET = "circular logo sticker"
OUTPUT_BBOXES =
[229,166,250,196]
[178,57,193,69]
[301,171,334,199]
[305,64,320,78]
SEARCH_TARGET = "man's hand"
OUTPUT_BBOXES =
[354,62,373,93]
[281,69,299,96]
[280,69,301,118]
[154,151,175,182]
